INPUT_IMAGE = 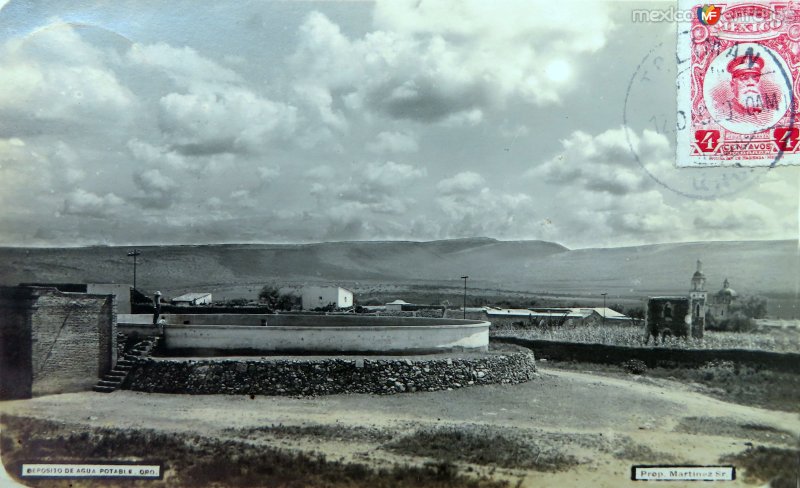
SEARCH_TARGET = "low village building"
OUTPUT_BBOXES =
[385,299,410,312]
[484,307,633,326]
[301,285,354,310]
[385,299,445,313]
[1,285,116,399]
[171,292,212,306]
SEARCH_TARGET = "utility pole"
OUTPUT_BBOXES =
[461,276,469,319]
[601,292,607,327]
[127,249,141,290]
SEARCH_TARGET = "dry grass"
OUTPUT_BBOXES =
[494,325,800,353]
[0,415,508,488]
[385,424,680,471]
[675,417,798,446]
[224,423,396,443]
[545,360,800,413]
[721,446,800,488]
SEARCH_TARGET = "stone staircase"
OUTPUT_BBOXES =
[93,336,160,393]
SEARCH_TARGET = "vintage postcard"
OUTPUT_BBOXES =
[0,1,798,487]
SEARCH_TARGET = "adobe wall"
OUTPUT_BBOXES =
[0,286,116,398]
[0,287,37,399]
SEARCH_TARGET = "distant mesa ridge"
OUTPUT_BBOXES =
[0,238,795,297]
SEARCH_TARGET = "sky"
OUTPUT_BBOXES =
[0,0,797,249]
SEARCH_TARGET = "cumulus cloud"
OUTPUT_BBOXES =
[62,189,125,217]
[0,23,135,136]
[436,171,485,194]
[158,86,298,155]
[309,160,426,217]
[257,165,280,184]
[521,126,796,245]
[293,83,348,133]
[126,41,299,156]
[290,3,615,122]
[692,199,776,232]
[435,187,541,238]
[530,126,667,196]
[127,139,191,170]
[127,42,242,88]
[367,131,419,154]
[304,165,337,180]
[132,168,179,209]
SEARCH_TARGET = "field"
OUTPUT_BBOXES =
[494,324,800,354]
[2,354,799,488]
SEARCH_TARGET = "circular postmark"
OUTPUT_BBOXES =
[623,31,775,200]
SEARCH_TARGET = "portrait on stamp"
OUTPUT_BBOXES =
[703,44,791,134]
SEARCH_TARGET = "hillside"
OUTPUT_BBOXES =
[0,238,796,301]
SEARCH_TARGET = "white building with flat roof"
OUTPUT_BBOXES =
[301,286,353,310]
[171,292,212,306]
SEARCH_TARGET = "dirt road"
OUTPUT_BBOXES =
[2,365,797,487]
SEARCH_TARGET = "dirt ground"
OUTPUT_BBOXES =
[1,362,798,488]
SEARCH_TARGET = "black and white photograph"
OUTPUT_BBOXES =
[0,1,798,487]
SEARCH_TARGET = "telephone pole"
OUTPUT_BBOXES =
[601,292,607,327]
[461,276,469,319]
[127,249,141,290]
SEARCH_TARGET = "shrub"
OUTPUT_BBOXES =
[716,312,756,333]
[622,359,647,375]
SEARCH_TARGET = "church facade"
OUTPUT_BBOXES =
[707,278,738,321]
[645,260,731,341]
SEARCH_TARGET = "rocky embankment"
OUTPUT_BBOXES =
[125,353,537,396]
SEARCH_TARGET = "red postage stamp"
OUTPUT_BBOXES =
[677,2,800,167]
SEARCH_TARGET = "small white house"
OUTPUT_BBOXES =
[301,286,353,310]
[385,299,410,311]
[171,292,212,306]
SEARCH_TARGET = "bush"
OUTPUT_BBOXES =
[258,285,299,311]
[622,359,647,375]
[715,312,756,333]
[733,295,768,320]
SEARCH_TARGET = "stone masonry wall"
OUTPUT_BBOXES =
[125,352,536,396]
[30,290,116,396]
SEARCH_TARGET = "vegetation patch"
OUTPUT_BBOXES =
[0,415,507,488]
[675,417,798,446]
[721,446,800,488]
[621,359,647,375]
[496,325,800,353]
[385,424,678,471]
[650,362,800,413]
[542,359,800,413]
[386,425,579,472]
[225,423,396,444]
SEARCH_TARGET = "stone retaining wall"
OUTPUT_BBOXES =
[124,352,536,396]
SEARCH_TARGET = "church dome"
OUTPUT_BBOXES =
[719,278,737,297]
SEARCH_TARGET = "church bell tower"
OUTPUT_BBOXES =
[688,260,707,338]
